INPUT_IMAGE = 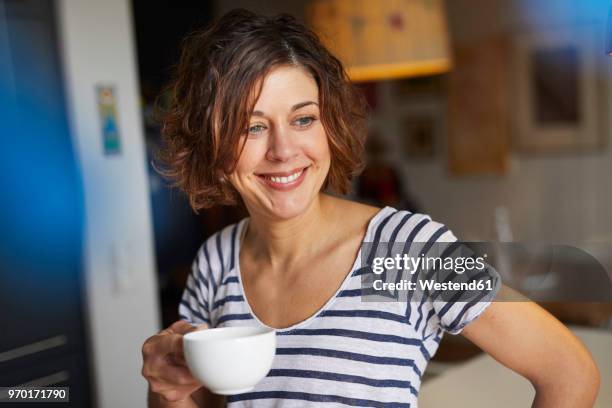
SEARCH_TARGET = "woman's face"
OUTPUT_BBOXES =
[228,65,330,220]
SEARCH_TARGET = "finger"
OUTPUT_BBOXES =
[168,333,184,356]
[192,323,209,332]
[147,333,183,357]
[152,364,199,387]
[151,382,202,403]
[150,377,201,396]
[167,320,197,335]
[167,353,187,366]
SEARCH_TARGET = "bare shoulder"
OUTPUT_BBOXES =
[323,195,382,227]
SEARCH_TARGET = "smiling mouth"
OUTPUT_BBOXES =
[256,167,308,184]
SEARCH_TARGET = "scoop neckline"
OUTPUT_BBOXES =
[232,206,393,333]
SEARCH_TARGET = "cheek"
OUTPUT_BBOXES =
[233,142,265,174]
[309,128,331,163]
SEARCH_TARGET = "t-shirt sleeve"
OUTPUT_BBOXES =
[178,244,212,326]
[382,212,502,335]
[423,224,502,335]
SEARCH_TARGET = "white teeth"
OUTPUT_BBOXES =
[267,169,303,184]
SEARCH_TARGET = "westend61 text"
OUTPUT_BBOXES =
[373,279,494,292]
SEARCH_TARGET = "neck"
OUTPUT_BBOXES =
[243,193,336,270]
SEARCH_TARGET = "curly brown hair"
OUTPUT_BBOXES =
[156,9,368,211]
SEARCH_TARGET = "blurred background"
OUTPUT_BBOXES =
[0,0,611,406]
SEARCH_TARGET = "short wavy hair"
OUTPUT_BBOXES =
[157,9,368,211]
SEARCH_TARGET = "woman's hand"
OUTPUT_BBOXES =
[141,320,208,403]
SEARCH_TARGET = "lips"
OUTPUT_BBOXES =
[257,167,307,177]
[255,166,309,189]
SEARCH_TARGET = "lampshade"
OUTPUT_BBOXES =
[307,0,452,82]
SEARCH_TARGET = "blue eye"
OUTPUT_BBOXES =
[294,116,316,127]
[248,124,267,134]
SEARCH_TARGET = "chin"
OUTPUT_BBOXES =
[265,196,313,220]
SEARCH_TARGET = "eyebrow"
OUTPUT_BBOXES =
[251,101,318,117]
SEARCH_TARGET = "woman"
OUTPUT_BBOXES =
[141,9,600,408]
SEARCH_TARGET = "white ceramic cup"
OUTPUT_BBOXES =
[183,326,276,395]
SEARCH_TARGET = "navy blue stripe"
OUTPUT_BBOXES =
[388,212,415,245]
[352,212,412,278]
[193,252,210,289]
[419,344,431,360]
[221,276,239,285]
[318,309,406,324]
[419,228,456,287]
[268,369,416,393]
[423,239,463,294]
[276,347,422,377]
[424,238,463,298]
[227,391,410,408]
[365,211,398,265]
[179,299,210,324]
[338,288,363,297]
[412,224,450,325]
[414,297,427,331]
[439,239,461,261]
[412,223,451,327]
[418,225,449,261]
[279,328,421,346]
[216,313,252,325]
[230,224,238,271]
[184,284,208,314]
[446,279,494,331]
[216,232,225,288]
[403,218,434,320]
[368,212,415,290]
[421,251,458,287]
[336,287,383,298]
[400,218,430,258]
[195,268,210,292]
[383,212,417,300]
[420,308,436,333]
[202,242,217,295]
[428,267,463,301]
[351,266,371,277]
[437,270,490,320]
[437,291,464,320]
[179,313,197,323]
[212,295,244,310]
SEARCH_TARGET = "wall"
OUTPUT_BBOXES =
[56,0,160,406]
[393,0,612,244]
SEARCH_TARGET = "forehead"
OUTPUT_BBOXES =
[251,65,319,111]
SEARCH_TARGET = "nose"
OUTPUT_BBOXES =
[265,125,299,163]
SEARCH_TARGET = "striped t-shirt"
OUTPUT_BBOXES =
[179,206,502,407]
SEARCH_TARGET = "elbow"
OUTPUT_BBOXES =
[580,355,601,403]
[532,350,600,406]
[571,348,600,403]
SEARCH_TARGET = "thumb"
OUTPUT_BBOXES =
[192,323,209,332]
[171,323,208,366]
[180,322,209,336]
